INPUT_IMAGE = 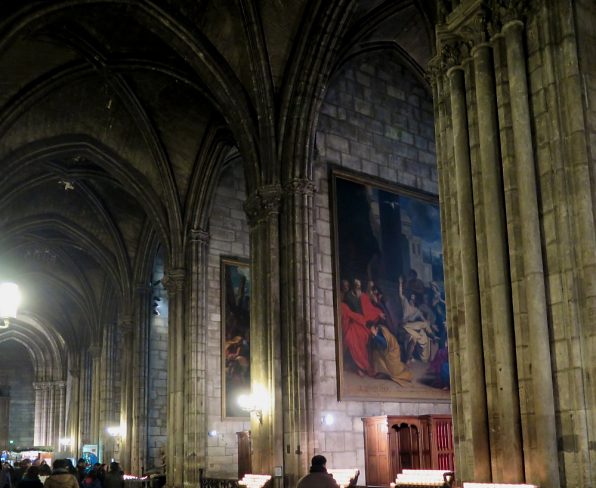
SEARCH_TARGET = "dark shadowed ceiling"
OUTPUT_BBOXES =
[0,0,436,358]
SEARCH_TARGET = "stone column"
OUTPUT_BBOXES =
[472,30,523,481]
[429,55,467,477]
[33,382,43,445]
[279,178,316,486]
[119,318,135,471]
[131,285,150,475]
[99,322,118,463]
[163,268,186,488]
[446,49,491,482]
[89,344,103,446]
[79,352,92,448]
[40,383,50,445]
[54,380,65,450]
[244,185,284,476]
[67,364,81,456]
[184,229,209,488]
[501,17,560,487]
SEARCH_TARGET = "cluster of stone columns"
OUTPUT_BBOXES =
[430,1,596,487]
[240,179,318,486]
[33,380,66,448]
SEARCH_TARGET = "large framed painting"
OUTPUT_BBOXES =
[221,256,251,418]
[330,168,449,402]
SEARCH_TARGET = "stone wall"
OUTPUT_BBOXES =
[205,158,251,477]
[147,252,168,470]
[6,360,35,447]
[576,0,596,200]
[313,50,449,477]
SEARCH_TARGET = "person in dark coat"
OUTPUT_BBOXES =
[13,460,32,486]
[17,466,43,488]
[0,463,13,488]
[102,463,123,488]
[296,456,339,488]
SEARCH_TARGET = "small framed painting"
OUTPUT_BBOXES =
[221,256,251,418]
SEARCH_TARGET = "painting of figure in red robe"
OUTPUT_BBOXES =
[331,169,449,402]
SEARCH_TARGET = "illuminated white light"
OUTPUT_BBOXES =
[394,470,454,487]
[59,437,73,446]
[238,474,271,488]
[237,394,254,411]
[463,484,538,488]
[208,430,218,437]
[106,425,122,437]
[322,414,335,426]
[237,386,269,424]
[0,282,21,327]
[328,468,359,487]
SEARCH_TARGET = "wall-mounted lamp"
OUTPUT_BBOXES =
[0,282,21,329]
[59,437,73,448]
[208,430,218,438]
[322,414,335,426]
[237,393,263,424]
[106,426,123,438]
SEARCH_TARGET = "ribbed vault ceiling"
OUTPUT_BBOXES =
[0,0,435,357]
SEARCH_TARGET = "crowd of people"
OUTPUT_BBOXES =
[0,459,124,488]
[340,268,449,389]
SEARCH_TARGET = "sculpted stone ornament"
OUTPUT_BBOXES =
[189,228,210,244]
[244,184,282,227]
[441,42,464,72]
[162,268,186,294]
[437,0,452,24]
[459,6,491,47]
[491,0,527,30]
[284,178,316,196]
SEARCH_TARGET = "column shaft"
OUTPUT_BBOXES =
[473,42,523,482]
[165,269,186,488]
[503,20,560,488]
[33,383,43,445]
[280,179,317,486]
[185,231,209,487]
[245,185,284,476]
[448,66,491,481]
[132,286,150,475]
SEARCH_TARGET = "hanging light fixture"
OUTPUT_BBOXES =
[0,282,21,328]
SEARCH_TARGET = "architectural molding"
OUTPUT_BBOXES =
[283,178,316,196]
[163,268,186,293]
[244,184,282,226]
[189,228,210,244]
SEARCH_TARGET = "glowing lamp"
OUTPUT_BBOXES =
[0,282,21,328]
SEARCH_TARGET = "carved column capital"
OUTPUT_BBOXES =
[441,41,468,75]
[460,7,491,48]
[163,268,186,293]
[189,228,210,244]
[493,0,527,32]
[244,184,282,227]
[283,178,316,196]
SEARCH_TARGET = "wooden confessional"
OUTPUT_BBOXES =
[236,431,252,479]
[362,415,454,486]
